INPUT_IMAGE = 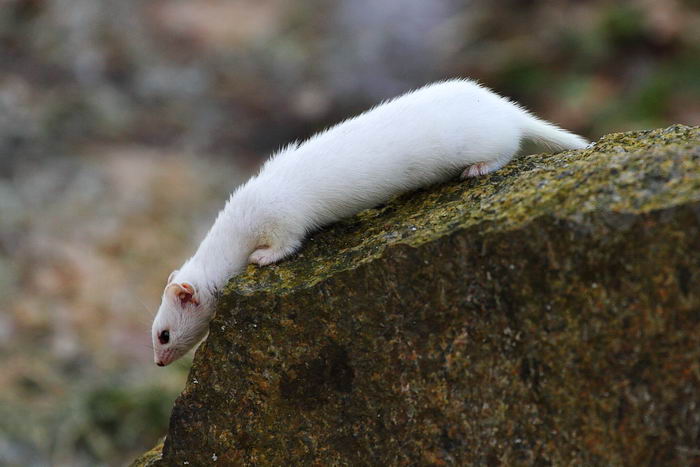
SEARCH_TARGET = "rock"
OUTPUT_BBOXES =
[132,125,700,465]
[131,441,164,467]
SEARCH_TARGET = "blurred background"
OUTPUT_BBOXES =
[0,0,698,465]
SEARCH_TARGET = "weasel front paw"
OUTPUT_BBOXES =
[249,247,282,266]
[249,243,300,266]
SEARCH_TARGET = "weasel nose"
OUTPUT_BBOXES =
[156,361,165,367]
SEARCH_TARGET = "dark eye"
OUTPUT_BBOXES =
[158,330,170,345]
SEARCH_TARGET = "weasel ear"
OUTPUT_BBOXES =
[165,282,200,307]
[167,270,179,285]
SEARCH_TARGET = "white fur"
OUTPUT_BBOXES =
[151,78,588,365]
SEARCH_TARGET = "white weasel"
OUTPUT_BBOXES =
[151,78,587,366]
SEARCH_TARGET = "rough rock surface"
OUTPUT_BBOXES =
[133,125,700,465]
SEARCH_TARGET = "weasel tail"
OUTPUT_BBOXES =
[519,113,588,151]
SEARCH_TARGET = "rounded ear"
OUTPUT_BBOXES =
[167,270,179,285]
[165,282,200,307]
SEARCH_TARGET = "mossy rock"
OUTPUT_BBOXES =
[131,441,164,466]
[133,125,700,465]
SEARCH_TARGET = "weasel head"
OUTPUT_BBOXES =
[152,273,211,367]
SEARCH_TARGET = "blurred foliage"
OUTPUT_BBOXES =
[0,0,698,465]
[0,373,183,465]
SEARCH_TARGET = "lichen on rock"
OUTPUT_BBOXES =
[133,125,700,465]
[131,441,164,467]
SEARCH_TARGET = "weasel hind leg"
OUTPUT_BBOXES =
[249,237,303,266]
[460,159,508,179]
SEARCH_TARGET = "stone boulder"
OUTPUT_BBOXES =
[133,125,700,465]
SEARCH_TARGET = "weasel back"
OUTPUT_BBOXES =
[254,79,586,224]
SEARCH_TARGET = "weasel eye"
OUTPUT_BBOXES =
[158,330,170,345]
